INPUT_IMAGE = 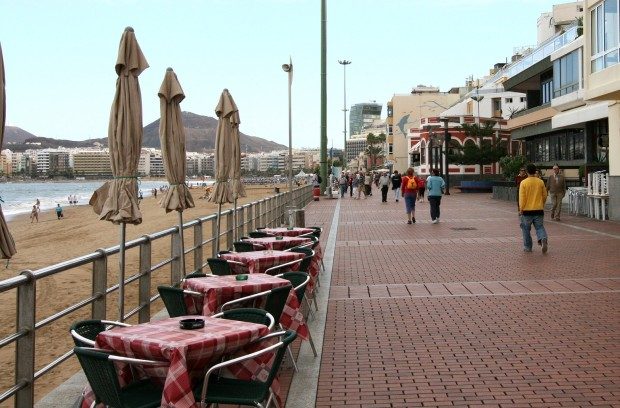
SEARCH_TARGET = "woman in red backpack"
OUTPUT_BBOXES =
[400,167,420,224]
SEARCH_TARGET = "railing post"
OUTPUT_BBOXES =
[171,228,182,285]
[226,211,234,250]
[211,217,218,257]
[15,270,35,408]
[247,205,254,233]
[138,236,152,323]
[194,219,203,274]
[92,249,108,320]
[237,207,245,239]
[258,200,264,228]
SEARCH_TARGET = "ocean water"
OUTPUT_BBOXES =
[0,180,211,219]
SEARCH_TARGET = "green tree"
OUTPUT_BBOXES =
[365,132,386,169]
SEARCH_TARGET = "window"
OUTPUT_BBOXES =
[387,125,393,135]
[388,143,393,154]
[387,106,393,117]
[553,49,581,97]
[590,0,620,72]
[492,98,502,117]
[505,97,513,103]
[525,129,585,162]
[541,79,553,104]
[520,97,526,103]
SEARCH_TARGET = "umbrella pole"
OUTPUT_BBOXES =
[177,210,186,276]
[215,203,222,254]
[118,223,126,322]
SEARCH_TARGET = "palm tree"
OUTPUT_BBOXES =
[366,132,386,169]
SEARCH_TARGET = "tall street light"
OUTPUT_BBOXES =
[282,58,294,218]
[320,0,328,194]
[338,59,351,169]
[440,117,451,195]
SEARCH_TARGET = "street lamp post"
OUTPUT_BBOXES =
[282,58,294,221]
[338,59,351,168]
[440,117,451,195]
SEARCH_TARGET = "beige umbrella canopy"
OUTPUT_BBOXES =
[89,27,148,321]
[158,68,194,213]
[208,89,240,252]
[158,68,193,275]
[90,27,148,225]
[0,43,17,259]
[207,88,238,205]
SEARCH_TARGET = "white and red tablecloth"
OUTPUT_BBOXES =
[182,274,309,340]
[261,227,315,237]
[82,316,272,408]
[220,250,305,275]
[242,236,312,251]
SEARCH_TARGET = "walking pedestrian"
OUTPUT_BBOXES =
[417,176,426,202]
[356,172,366,199]
[546,164,566,221]
[339,173,348,198]
[426,169,445,224]
[401,167,420,224]
[378,171,390,203]
[519,163,548,254]
[348,173,353,197]
[391,170,402,202]
[55,204,64,220]
[364,172,372,197]
[30,205,39,223]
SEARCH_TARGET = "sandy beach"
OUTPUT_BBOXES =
[0,183,287,403]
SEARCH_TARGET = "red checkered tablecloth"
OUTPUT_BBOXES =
[183,274,309,340]
[81,316,270,408]
[220,250,304,275]
[261,227,315,237]
[242,236,312,251]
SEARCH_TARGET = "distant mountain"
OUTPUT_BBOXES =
[3,112,286,153]
[142,112,286,153]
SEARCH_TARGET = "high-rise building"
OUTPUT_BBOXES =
[349,103,382,136]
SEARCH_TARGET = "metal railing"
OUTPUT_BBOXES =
[0,185,313,406]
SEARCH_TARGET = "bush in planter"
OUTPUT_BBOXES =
[499,154,527,181]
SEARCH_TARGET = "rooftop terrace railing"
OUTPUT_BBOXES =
[0,185,312,407]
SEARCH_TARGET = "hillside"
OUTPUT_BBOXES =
[3,112,286,153]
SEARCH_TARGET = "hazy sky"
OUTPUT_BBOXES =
[1,0,564,149]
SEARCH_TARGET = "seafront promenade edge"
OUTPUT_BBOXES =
[39,191,620,407]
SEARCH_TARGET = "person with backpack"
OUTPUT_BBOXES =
[400,167,420,224]
[426,168,446,224]
[417,176,426,202]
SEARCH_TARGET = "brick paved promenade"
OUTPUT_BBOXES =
[291,191,620,408]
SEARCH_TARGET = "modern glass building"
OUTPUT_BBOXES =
[349,103,382,136]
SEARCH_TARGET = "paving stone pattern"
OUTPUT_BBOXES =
[305,192,620,408]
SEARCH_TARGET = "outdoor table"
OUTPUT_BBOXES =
[261,227,315,237]
[81,316,271,408]
[220,249,304,275]
[182,274,309,340]
[242,235,312,251]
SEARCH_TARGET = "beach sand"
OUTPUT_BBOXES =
[0,183,287,404]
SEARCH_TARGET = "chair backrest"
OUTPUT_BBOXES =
[264,284,293,322]
[288,248,314,271]
[264,330,297,387]
[207,258,233,276]
[157,285,188,317]
[249,231,273,238]
[216,308,275,330]
[69,320,106,347]
[233,241,255,252]
[74,347,124,407]
[185,272,207,279]
[277,272,310,302]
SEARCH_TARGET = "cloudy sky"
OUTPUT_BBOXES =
[1,0,565,148]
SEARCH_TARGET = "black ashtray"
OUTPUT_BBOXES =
[179,318,205,330]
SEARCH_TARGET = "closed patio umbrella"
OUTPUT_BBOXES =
[90,27,148,321]
[0,43,16,260]
[208,89,238,252]
[158,67,194,275]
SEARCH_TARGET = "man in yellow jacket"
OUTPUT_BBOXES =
[518,163,548,254]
